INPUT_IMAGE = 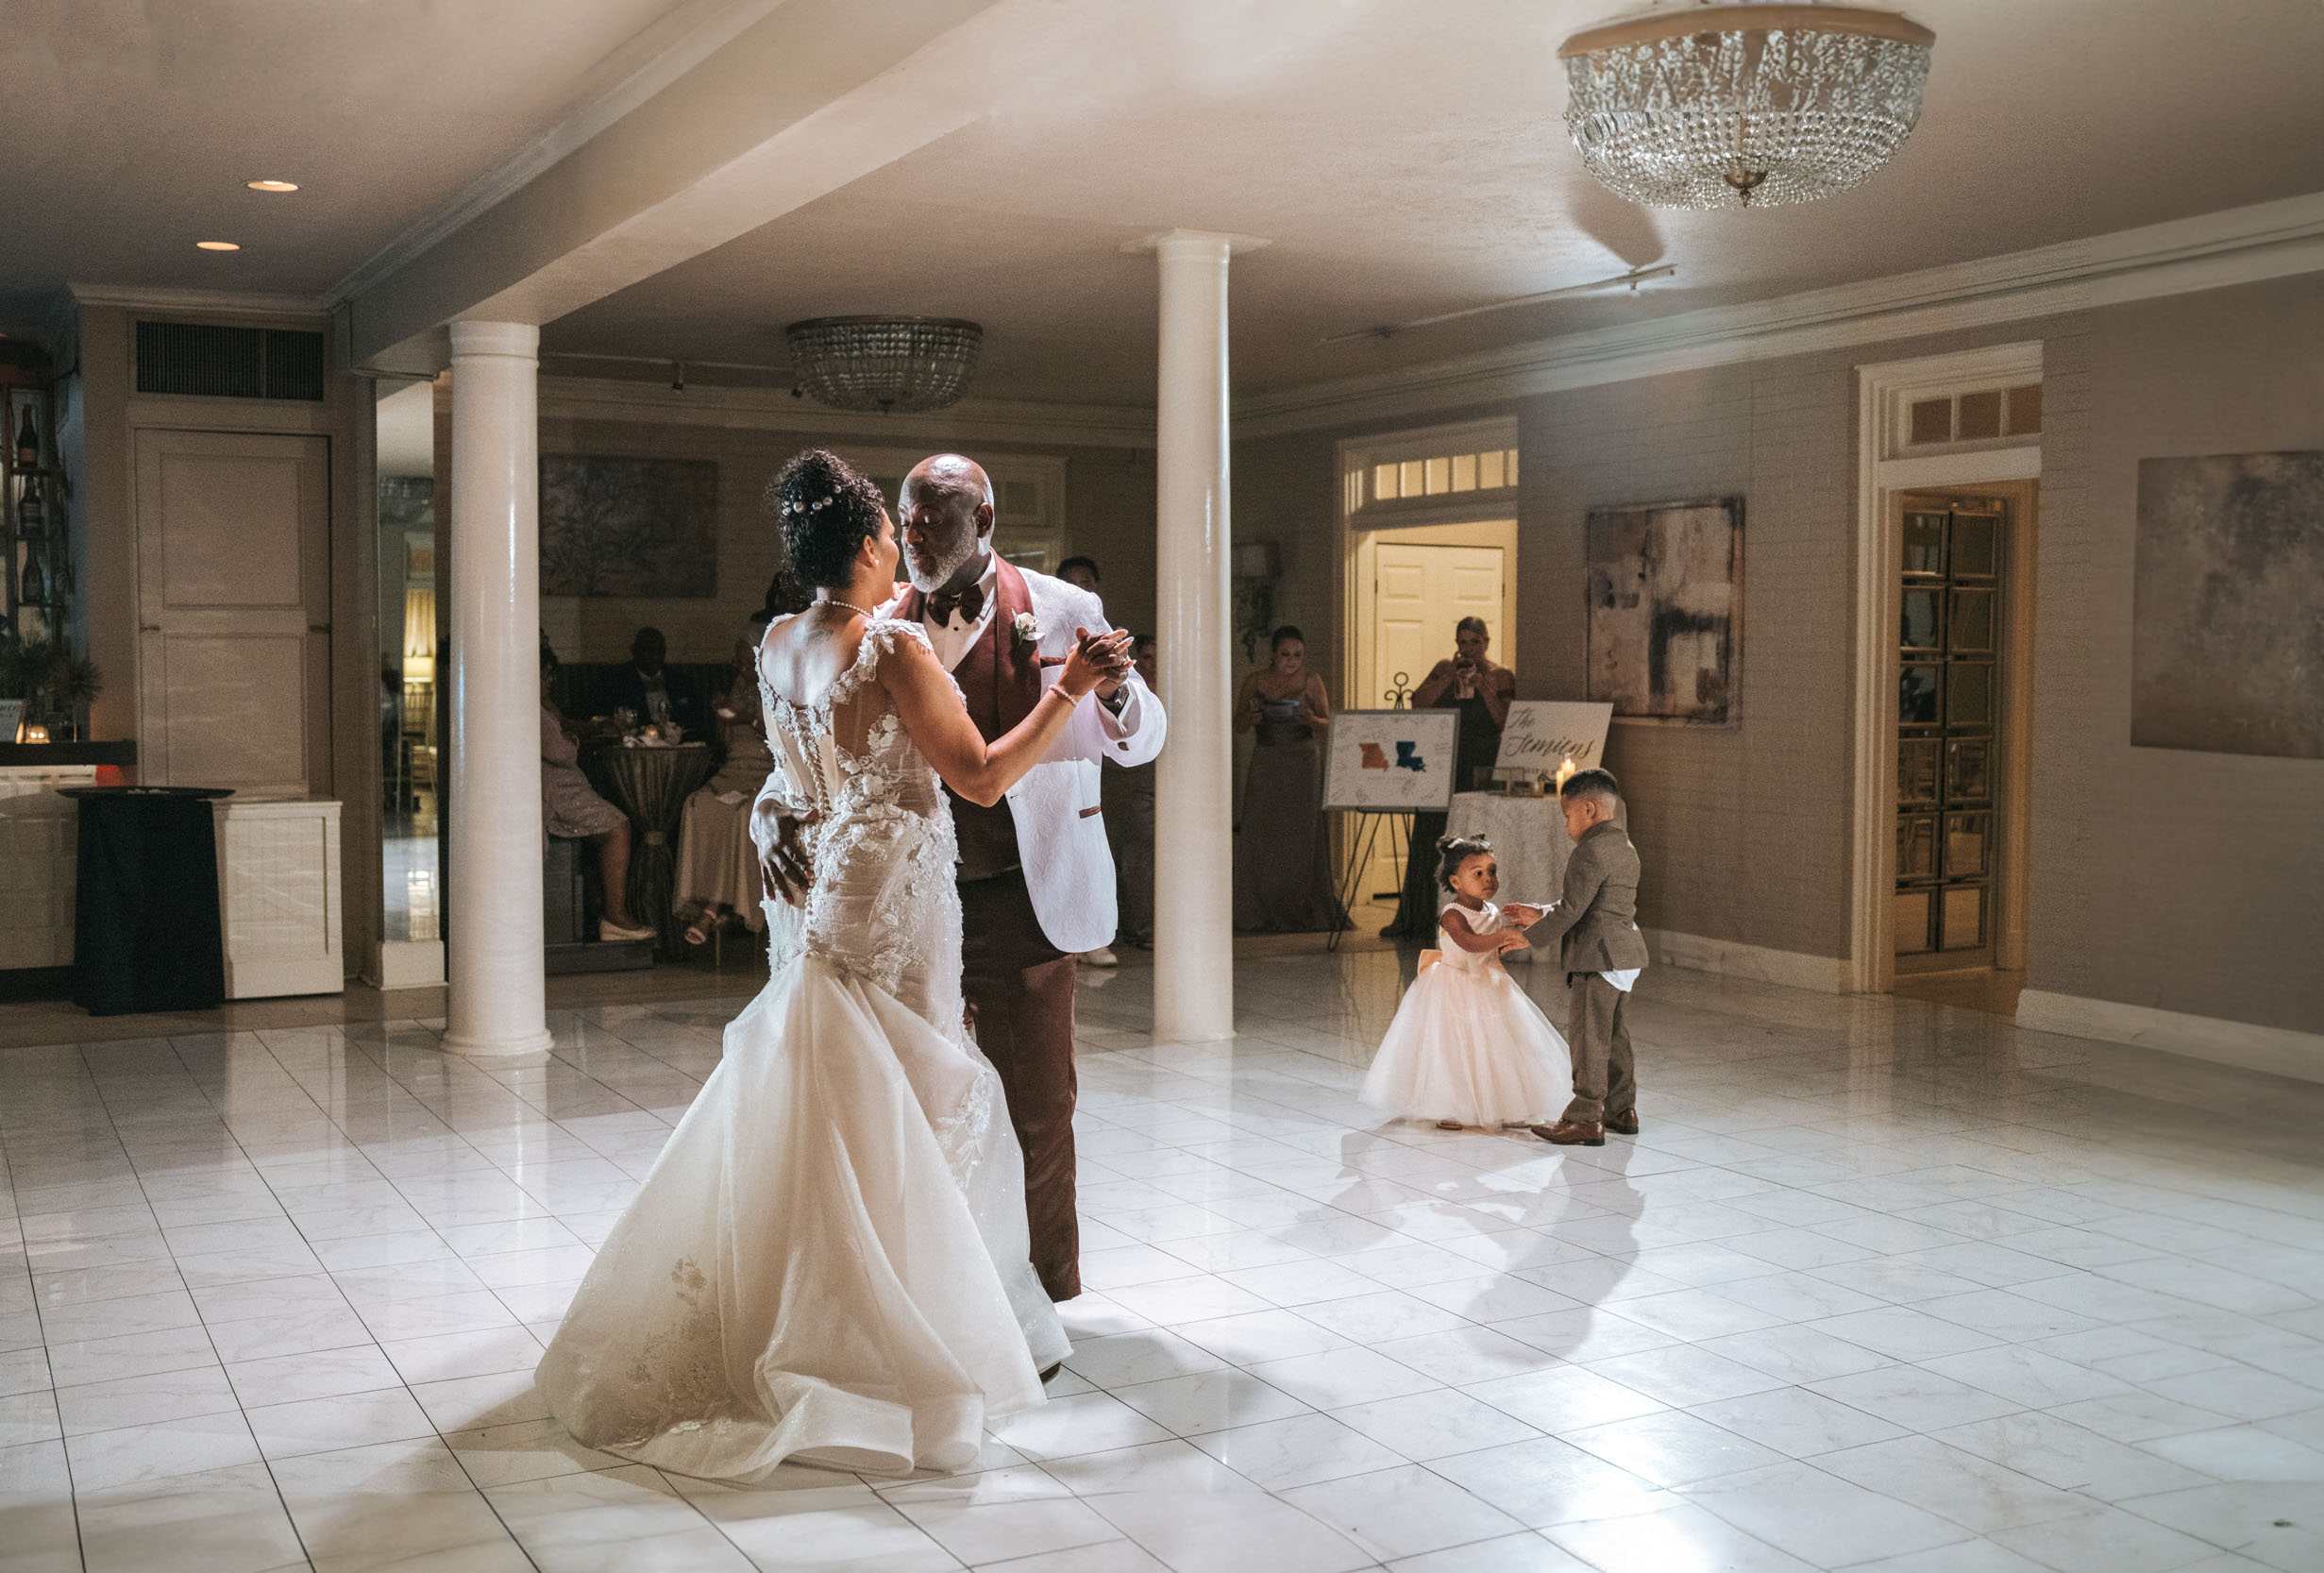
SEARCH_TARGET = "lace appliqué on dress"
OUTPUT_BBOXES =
[761,619,966,1024]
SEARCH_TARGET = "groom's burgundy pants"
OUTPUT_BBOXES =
[958,870,1081,1301]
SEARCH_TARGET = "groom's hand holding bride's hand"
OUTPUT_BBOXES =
[1052,627,1133,700]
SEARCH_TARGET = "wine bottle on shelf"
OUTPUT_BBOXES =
[16,478,42,533]
[21,545,44,605]
[13,406,36,469]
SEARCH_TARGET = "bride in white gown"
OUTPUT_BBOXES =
[537,449,1127,1480]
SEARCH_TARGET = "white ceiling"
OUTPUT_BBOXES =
[0,0,690,322]
[545,0,2324,404]
[12,0,2324,406]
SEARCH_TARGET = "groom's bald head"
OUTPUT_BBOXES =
[901,453,994,594]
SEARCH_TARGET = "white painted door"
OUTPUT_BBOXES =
[1363,541,1503,898]
[135,430,331,798]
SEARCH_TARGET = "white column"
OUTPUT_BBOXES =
[1152,230,1239,1042]
[441,320,554,1057]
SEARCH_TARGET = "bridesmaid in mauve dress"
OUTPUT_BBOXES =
[1233,626,1349,933]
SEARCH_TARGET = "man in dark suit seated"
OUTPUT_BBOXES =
[593,626,707,738]
[1523,768,1651,1147]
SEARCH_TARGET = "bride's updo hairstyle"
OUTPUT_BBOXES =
[768,448,886,588]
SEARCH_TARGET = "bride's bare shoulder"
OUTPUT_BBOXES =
[758,610,866,704]
[870,621,942,689]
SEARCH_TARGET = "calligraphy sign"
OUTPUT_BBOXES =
[1494,701,1614,777]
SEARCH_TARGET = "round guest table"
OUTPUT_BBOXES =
[582,743,717,956]
[1444,791,1570,963]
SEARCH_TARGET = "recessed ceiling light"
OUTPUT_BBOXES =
[245,179,299,193]
[196,241,241,251]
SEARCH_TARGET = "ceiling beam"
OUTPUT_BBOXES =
[338,0,1029,373]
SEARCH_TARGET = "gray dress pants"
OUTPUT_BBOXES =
[1561,973,1636,1125]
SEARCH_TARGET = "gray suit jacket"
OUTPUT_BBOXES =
[1525,820,1650,973]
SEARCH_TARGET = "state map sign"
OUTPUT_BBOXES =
[1322,709,1462,812]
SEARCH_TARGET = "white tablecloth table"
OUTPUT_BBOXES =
[1444,791,1569,963]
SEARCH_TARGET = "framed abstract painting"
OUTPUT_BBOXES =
[539,455,718,598]
[1586,495,1743,725]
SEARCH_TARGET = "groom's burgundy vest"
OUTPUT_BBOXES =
[896,561,1043,882]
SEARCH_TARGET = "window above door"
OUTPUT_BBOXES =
[1340,416,1520,530]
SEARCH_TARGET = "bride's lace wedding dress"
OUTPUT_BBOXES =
[537,619,1069,1480]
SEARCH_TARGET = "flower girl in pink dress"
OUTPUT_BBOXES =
[1360,836,1573,1130]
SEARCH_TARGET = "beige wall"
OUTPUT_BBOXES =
[1232,270,2324,1038]
[532,414,1156,665]
[1516,355,1860,960]
[2029,274,2324,1035]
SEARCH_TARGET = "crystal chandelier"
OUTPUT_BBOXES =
[784,316,984,413]
[1558,3,1935,210]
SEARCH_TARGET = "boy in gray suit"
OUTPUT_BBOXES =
[1523,769,1649,1146]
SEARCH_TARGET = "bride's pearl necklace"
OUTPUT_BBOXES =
[818,599,879,619]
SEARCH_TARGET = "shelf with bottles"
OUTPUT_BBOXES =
[1,380,87,741]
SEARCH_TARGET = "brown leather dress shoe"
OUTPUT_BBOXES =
[1529,1120,1606,1147]
[1606,1109,1640,1136]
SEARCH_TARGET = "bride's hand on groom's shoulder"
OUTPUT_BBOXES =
[761,807,819,905]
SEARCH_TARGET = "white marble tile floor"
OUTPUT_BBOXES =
[2,952,2321,1572]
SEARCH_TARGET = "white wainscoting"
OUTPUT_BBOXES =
[1642,928,1852,994]
[2017,989,2324,1086]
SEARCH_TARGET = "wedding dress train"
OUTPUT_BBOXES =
[537,620,1069,1480]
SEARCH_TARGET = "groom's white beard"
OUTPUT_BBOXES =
[907,534,984,595]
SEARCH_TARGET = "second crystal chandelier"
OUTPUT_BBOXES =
[1559,2,1936,211]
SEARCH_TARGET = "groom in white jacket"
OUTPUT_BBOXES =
[891,454,1165,1301]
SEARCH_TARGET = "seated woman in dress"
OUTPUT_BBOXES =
[541,645,653,942]
[1233,625,1348,932]
[675,618,777,946]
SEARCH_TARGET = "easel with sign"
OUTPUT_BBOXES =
[1322,675,1463,954]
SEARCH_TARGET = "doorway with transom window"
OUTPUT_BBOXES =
[1335,420,1522,924]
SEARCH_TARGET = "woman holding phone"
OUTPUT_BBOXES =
[1384,616,1516,939]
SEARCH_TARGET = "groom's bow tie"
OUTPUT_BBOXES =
[927,584,986,627]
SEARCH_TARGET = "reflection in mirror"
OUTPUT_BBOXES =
[1898,739,1940,803]
[1945,738,1991,801]
[1894,889,1932,953]
[1942,885,1985,950]
[1948,662,1993,727]
[1951,512,1998,578]
[1903,514,1946,575]
[1945,812,1988,878]
[1900,588,1943,651]
[1897,815,1938,880]
[1949,588,1995,652]
[1900,664,1942,726]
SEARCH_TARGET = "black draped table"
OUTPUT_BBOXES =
[582,743,717,956]
[60,786,233,1015]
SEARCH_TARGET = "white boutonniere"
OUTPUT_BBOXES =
[1011,612,1040,648]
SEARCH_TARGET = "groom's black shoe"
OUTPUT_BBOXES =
[1038,1362,1063,1382]
[1606,1109,1640,1136]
